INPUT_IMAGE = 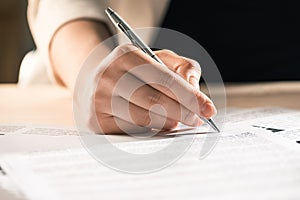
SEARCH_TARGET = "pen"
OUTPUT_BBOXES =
[105,7,220,133]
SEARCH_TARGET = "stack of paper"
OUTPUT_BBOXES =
[0,108,299,200]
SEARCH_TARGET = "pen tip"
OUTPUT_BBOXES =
[208,119,220,133]
[105,7,114,15]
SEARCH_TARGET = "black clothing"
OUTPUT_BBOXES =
[162,1,300,82]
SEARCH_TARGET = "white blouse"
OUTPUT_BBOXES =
[18,0,170,86]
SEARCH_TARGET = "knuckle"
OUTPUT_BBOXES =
[188,58,201,70]
[186,59,201,73]
[148,91,165,106]
[174,58,198,75]
[140,111,151,126]
[184,58,202,77]
[182,60,194,70]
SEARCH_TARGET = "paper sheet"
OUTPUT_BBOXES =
[0,125,81,154]
[1,107,300,200]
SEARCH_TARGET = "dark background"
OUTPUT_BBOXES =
[162,0,300,82]
[1,1,299,83]
[0,0,33,83]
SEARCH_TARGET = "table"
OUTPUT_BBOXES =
[1,82,299,127]
[0,81,299,200]
[0,84,73,126]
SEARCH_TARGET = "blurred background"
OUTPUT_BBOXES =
[1,1,298,83]
[0,0,33,83]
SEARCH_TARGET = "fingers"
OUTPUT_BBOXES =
[112,96,180,130]
[116,48,216,119]
[97,113,151,134]
[155,50,201,90]
[96,98,180,134]
[194,90,217,118]
[94,44,216,134]
[113,72,203,127]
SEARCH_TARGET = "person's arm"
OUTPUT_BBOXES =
[50,20,216,134]
[28,0,216,134]
[25,0,113,85]
[50,20,111,89]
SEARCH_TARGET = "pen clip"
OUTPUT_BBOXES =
[117,23,127,34]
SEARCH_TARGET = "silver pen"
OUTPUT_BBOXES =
[105,7,220,132]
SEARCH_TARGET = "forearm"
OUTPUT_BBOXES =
[50,19,111,89]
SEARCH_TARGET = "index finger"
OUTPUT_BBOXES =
[122,48,216,119]
[155,50,201,90]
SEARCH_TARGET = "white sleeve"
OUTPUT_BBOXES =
[20,0,170,86]
[26,0,112,84]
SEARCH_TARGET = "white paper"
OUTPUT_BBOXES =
[0,125,82,154]
[1,107,300,200]
[2,130,300,199]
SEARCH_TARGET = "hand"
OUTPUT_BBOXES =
[94,44,216,134]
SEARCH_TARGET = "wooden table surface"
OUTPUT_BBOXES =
[0,84,73,126]
[0,81,299,127]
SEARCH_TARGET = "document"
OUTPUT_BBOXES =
[0,125,81,154]
[0,107,300,200]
